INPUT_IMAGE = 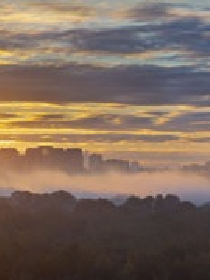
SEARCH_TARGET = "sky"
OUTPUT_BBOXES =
[0,0,210,166]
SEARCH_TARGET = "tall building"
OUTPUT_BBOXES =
[0,148,20,170]
[0,147,141,174]
[66,148,84,173]
[104,159,130,172]
[89,153,104,172]
[25,146,53,169]
[129,161,141,172]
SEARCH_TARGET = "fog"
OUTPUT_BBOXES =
[0,170,209,205]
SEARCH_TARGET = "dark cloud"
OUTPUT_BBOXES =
[155,17,210,56]
[0,63,210,105]
[182,112,210,122]
[0,30,44,51]
[65,114,152,129]
[188,137,210,143]
[1,12,209,59]
[120,2,199,22]
[66,26,146,54]
[65,17,210,57]
[120,2,177,21]
[35,114,65,121]
[160,111,210,132]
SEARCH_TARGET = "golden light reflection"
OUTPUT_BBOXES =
[0,102,207,163]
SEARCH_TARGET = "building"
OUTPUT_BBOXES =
[89,153,104,172]
[66,148,84,173]
[104,159,130,172]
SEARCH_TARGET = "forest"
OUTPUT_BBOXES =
[0,190,210,279]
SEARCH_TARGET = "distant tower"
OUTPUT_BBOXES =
[89,153,104,172]
[104,159,130,172]
[0,148,19,170]
[130,161,140,172]
[66,148,84,173]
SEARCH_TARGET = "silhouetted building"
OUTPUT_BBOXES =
[0,148,20,170]
[66,148,84,173]
[0,147,144,174]
[0,148,19,160]
[89,153,104,172]
[104,159,130,172]
[129,161,141,172]
[25,146,56,169]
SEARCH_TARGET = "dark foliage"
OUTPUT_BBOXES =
[0,191,209,279]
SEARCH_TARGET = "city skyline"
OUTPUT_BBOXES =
[0,1,209,166]
[0,145,142,174]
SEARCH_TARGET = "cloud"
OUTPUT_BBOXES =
[62,16,210,59]
[159,111,210,132]
[32,2,97,17]
[117,2,178,21]
[6,133,179,144]
[0,2,209,78]
[0,63,210,106]
[0,1,98,28]
[117,2,210,23]
[35,114,65,121]
[0,6,209,62]
[0,113,18,119]
[187,137,210,143]
[6,116,152,133]
[1,101,209,148]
